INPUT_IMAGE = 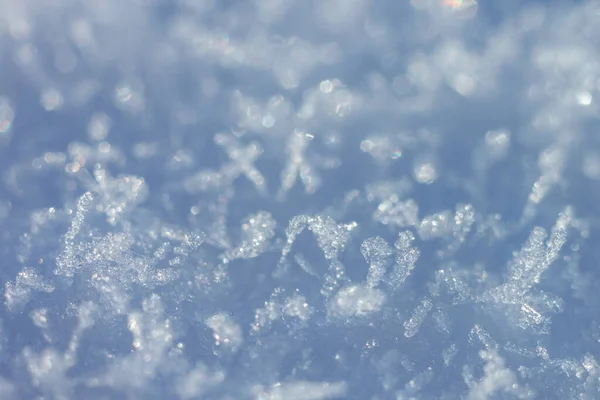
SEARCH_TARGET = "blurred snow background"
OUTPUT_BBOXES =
[1,0,600,398]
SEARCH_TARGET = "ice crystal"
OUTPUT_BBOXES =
[390,231,421,289]
[280,215,357,262]
[224,211,276,260]
[360,236,393,288]
[328,285,386,318]
[404,297,433,338]
[0,0,599,398]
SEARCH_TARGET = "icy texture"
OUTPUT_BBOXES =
[1,0,600,399]
[390,230,421,288]
[328,285,386,318]
[360,236,393,288]
[224,211,276,260]
[404,297,433,338]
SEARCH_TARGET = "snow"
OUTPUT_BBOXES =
[1,0,600,398]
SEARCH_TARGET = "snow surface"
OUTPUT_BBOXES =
[1,0,600,399]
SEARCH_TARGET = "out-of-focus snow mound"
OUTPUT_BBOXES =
[1,0,600,398]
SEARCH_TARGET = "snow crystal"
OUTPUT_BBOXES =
[184,133,267,195]
[374,198,419,228]
[252,288,313,333]
[404,297,433,338]
[224,211,276,260]
[360,236,393,288]
[280,215,356,262]
[480,208,570,333]
[278,131,323,200]
[1,0,599,398]
[328,285,386,318]
[390,231,420,288]
[5,267,55,312]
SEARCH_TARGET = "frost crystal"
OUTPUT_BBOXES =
[5,268,55,312]
[481,208,571,332]
[89,170,148,225]
[252,288,313,333]
[390,231,420,288]
[55,191,96,276]
[404,297,433,338]
[374,198,419,228]
[1,1,599,398]
[224,211,276,260]
[280,215,357,262]
[419,210,454,240]
[418,203,475,246]
[360,236,393,288]
[184,133,267,195]
[328,285,386,318]
[277,130,328,200]
[523,146,566,220]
